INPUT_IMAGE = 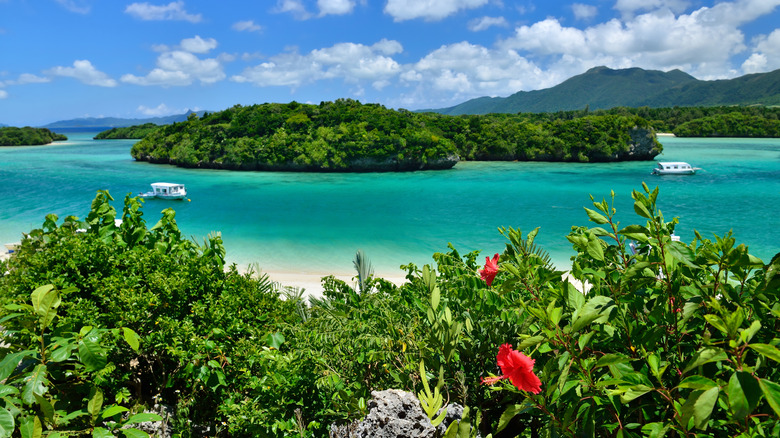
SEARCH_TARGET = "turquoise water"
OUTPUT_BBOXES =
[1,133,778,276]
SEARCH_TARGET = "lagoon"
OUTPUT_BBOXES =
[1,133,778,283]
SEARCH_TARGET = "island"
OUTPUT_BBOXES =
[130,99,661,171]
[0,127,67,146]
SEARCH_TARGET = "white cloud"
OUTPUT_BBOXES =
[318,0,355,16]
[45,60,117,87]
[233,20,263,33]
[384,0,489,21]
[54,0,91,14]
[17,73,50,84]
[180,36,217,54]
[122,50,225,86]
[138,103,177,116]
[124,1,202,23]
[497,1,779,80]
[572,3,598,20]
[232,40,403,89]
[0,89,7,99]
[614,0,690,17]
[274,0,313,19]
[743,29,780,73]
[468,16,508,32]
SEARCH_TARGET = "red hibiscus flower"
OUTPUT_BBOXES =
[481,344,542,394]
[479,253,500,286]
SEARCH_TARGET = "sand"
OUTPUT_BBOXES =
[263,270,409,299]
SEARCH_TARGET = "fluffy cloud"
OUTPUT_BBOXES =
[45,60,117,87]
[121,36,226,86]
[232,40,403,89]
[614,0,691,17]
[125,1,202,23]
[497,0,778,80]
[743,29,780,73]
[468,16,508,32]
[274,0,312,19]
[572,3,598,20]
[138,103,177,116]
[317,0,355,16]
[384,0,489,21]
[180,36,217,54]
[233,20,263,33]
[0,89,7,99]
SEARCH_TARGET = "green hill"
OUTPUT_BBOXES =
[430,67,780,115]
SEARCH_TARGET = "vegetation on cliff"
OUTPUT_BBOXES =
[1,188,778,437]
[0,126,67,146]
[94,123,161,139]
[130,99,660,171]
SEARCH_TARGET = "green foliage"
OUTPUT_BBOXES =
[0,127,66,146]
[0,284,160,437]
[0,191,299,437]
[94,123,161,140]
[489,184,780,436]
[130,99,658,169]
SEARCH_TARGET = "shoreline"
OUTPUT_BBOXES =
[263,270,409,299]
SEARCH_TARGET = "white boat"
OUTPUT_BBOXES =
[651,162,701,175]
[138,182,187,200]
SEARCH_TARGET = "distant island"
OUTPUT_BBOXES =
[94,123,161,140]
[129,99,660,172]
[0,127,67,146]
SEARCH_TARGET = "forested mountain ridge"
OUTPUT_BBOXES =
[430,66,780,115]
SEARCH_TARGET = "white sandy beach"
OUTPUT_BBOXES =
[263,270,409,299]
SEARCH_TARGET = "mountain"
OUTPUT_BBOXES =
[41,110,208,129]
[429,67,780,115]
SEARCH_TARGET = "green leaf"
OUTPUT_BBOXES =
[79,338,107,372]
[633,200,652,219]
[595,353,633,369]
[265,332,285,350]
[749,343,780,363]
[30,285,61,331]
[0,408,14,438]
[677,376,718,391]
[122,328,140,352]
[759,379,780,418]
[618,224,650,243]
[0,352,29,381]
[703,315,728,335]
[0,385,18,398]
[17,415,35,438]
[727,371,761,421]
[92,427,114,438]
[125,413,163,425]
[586,237,604,261]
[88,388,104,421]
[49,343,74,363]
[667,241,698,268]
[99,406,129,421]
[120,429,150,438]
[517,335,546,350]
[33,393,54,424]
[693,386,719,430]
[683,347,728,374]
[22,364,48,405]
[571,296,615,333]
[584,208,609,224]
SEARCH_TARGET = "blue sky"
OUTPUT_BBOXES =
[1,0,779,126]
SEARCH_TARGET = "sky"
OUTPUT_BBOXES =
[1,0,780,126]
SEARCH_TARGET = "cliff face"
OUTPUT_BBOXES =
[618,127,663,161]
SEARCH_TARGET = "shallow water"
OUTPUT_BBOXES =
[1,133,778,275]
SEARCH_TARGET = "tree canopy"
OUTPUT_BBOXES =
[0,127,67,146]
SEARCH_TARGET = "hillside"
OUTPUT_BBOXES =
[41,110,207,129]
[430,67,780,115]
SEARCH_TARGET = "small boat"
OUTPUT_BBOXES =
[651,162,701,175]
[138,182,187,200]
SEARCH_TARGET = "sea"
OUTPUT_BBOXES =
[1,132,778,278]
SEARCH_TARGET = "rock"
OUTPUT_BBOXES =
[329,389,469,438]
